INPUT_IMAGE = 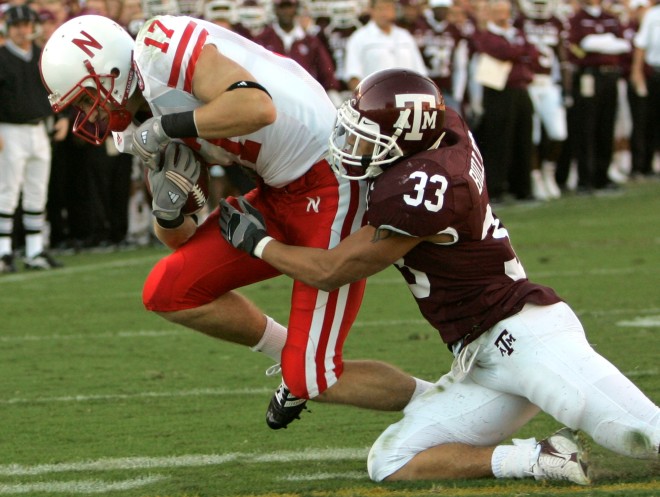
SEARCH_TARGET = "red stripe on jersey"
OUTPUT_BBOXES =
[184,29,208,93]
[341,179,363,238]
[206,137,262,164]
[313,289,340,394]
[168,21,197,88]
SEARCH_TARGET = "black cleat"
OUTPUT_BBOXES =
[24,251,63,270]
[0,253,17,274]
[266,383,307,430]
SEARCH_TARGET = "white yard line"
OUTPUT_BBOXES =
[0,476,168,494]
[0,387,273,405]
[277,471,367,481]
[0,330,183,342]
[0,449,367,476]
[616,316,660,327]
[2,365,656,406]
[0,255,161,284]
[2,307,659,345]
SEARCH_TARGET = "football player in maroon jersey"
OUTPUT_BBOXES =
[221,68,659,483]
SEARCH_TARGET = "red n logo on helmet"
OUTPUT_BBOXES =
[72,30,103,57]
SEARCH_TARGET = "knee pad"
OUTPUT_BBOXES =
[367,422,423,482]
[142,257,175,311]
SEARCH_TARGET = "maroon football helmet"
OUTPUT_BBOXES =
[329,69,446,180]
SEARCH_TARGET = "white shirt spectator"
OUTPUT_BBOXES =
[344,20,428,85]
[634,4,660,66]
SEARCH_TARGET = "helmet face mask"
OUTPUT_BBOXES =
[329,101,403,180]
[329,69,446,181]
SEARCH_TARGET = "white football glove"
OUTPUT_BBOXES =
[132,116,170,170]
[148,142,201,221]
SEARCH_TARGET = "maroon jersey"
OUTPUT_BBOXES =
[318,25,359,89]
[474,26,539,89]
[414,15,464,92]
[515,15,567,76]
[253,25,340,91]
[367,109,561,346]
[567,9,625,68]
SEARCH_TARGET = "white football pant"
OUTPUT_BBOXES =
[368,302,660,481]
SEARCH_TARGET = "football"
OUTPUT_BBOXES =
[143,143,211,216]
[182,160,211,215]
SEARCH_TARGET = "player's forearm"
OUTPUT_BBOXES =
[153,216,197,250]
[194,91,276,139]
[261,241,360,292]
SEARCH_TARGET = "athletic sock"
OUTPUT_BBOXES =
[491,438,539,479]
[250,315,287,362]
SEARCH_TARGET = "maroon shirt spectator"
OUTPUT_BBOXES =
[254,0,340,91]
[474,23,539,89]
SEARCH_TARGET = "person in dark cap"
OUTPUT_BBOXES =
[0,5,65,272]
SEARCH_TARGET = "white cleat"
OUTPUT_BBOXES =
[533,428,591,485]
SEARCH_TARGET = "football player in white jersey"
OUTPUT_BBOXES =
[515,0,568,200]
[220,69,660,483]
[40,15,433,430]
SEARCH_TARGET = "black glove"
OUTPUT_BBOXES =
[219,196,270,256]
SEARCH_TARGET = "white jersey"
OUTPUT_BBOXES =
[116,15,337,188]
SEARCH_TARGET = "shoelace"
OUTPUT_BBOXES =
[265,363,281,376]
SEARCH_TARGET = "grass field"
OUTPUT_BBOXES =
[0,181,658,497]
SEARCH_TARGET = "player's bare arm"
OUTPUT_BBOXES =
[191,45,276,138]
[261,225,423,291]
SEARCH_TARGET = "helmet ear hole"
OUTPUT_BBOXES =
[110,67,120,77]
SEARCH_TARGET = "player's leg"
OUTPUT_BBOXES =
[471,302,660,459]
[369,371,590,484]
[270,163,431,423]
[369,371,566,481]
[536,83,567,199]
[0,124,30,272]
[142,189,285,354]
[22,124,61,269]
[528,83,550,201]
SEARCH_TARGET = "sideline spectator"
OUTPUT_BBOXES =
[515,0,567,200]
[317,0,364,96]
[344,0,427,90]
[631,0,660,179]
[0,5,62,272]
[474,0,538,202]
[567,0,630,193]
[418,0,469,112]
[253,0,341,96]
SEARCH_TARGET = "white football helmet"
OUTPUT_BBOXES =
[40,15,138,145]
[141,0,180,16]
[327,0,361,29]
[302,0,331,20]
[237,0,269,31]
[204,0,238,24]
[518,0,558,19]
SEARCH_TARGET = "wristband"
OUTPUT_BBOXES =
[156,213,185,229]
[253,236,274,259]
[161,111,199,138]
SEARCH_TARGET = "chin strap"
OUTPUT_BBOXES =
[429,131,446,150]
[108,108,133,132]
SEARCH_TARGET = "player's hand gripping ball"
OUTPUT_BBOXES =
[144,142,211,219]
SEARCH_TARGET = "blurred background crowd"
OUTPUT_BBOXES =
[0,0,658,272]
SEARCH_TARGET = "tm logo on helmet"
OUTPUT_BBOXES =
[395,94,439,141]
